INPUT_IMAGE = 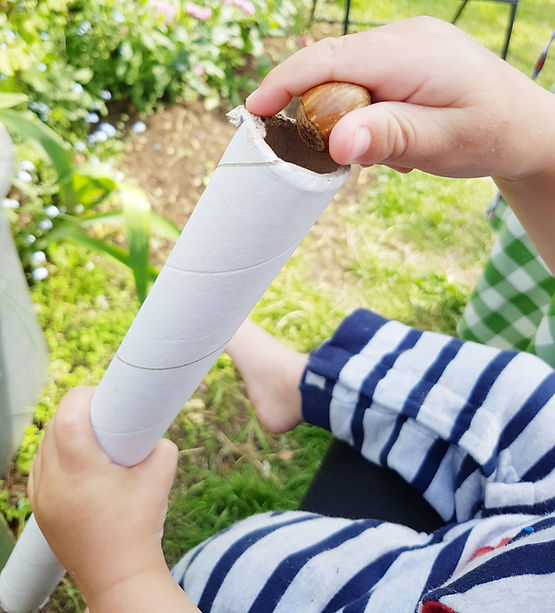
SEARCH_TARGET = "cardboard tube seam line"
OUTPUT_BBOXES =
[217,161,281,169]
[115,341,228,372]
[91,417,180,439]
[164,244,299,275]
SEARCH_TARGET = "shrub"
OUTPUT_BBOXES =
[1,0,304,138]
[64,0,303,111]
[0,0,304,290]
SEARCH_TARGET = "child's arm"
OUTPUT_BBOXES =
[27,387,200,613]
[247,17,555,272]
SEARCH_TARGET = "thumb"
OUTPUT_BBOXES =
[131,438,179,502]
[329,101,467,174]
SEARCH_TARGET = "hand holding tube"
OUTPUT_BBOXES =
[247,17,555,271]
[247,17,555,181]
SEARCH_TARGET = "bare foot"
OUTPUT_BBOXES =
[225,319,308,433]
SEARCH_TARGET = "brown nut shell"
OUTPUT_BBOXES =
[296,82,371,152]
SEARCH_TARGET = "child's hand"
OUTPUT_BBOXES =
[247,17,555,182]
[28,386,179,608]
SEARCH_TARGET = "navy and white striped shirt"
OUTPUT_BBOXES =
[172,309,555,612]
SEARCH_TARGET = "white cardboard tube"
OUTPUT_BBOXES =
[0,107,349,612]
[0,516,65,612]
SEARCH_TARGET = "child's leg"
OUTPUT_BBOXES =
[225,318,308,433]
[226,319,445,529]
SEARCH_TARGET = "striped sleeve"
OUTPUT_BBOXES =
[300,309,555,522]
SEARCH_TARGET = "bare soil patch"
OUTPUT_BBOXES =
[121,101,236,227]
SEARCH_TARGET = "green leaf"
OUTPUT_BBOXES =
[150,213,181,241]
[0,109,74,200]
[118,183,152,303]
[68,230,134,267]
[78,211,126,228]
[70,169,117,208]
[61,225,159,283]
[0,93,28,110]
[80,210,181,241]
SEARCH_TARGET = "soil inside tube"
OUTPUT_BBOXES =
[262,115,342,174]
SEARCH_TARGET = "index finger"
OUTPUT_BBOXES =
[245,18,473,116]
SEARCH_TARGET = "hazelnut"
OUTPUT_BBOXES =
[296,82,371,152]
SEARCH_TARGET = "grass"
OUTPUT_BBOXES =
[3,1,553,609]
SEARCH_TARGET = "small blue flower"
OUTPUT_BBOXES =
[72,82,84,95]
[99,89,112,101]
[6,30,18,40]
[36,62,47,72]
[90,156,100,165]
[32,266,49,281]
[38,219,53,231]
[25,234,36,244]
[112,10,125,23]
[85,112,99,124]
[93,130,108,143]
[131,121,147,133]
[17,170,32,183]
[1,198,20,209]
[74,141,86,152]
[28,101,51,114]
[87,133,98,145]
[45,205,60,218]
[99,122,117,137]
[39,32,51,41]
[77,20,91,35]
[30,251,46,265]
[20,160,35,172]
[0,43,7,51]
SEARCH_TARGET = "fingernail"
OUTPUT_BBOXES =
[349,127,371,163]
[245,88,259,108]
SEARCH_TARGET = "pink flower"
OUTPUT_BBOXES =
[153,1,176,25]
[185,2,212,20]
[222,0,255,16]
[193,64,204,76]
[237,0,255,16]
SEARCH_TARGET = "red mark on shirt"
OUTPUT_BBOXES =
[471,536,512,560]
[422,602,457,613]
